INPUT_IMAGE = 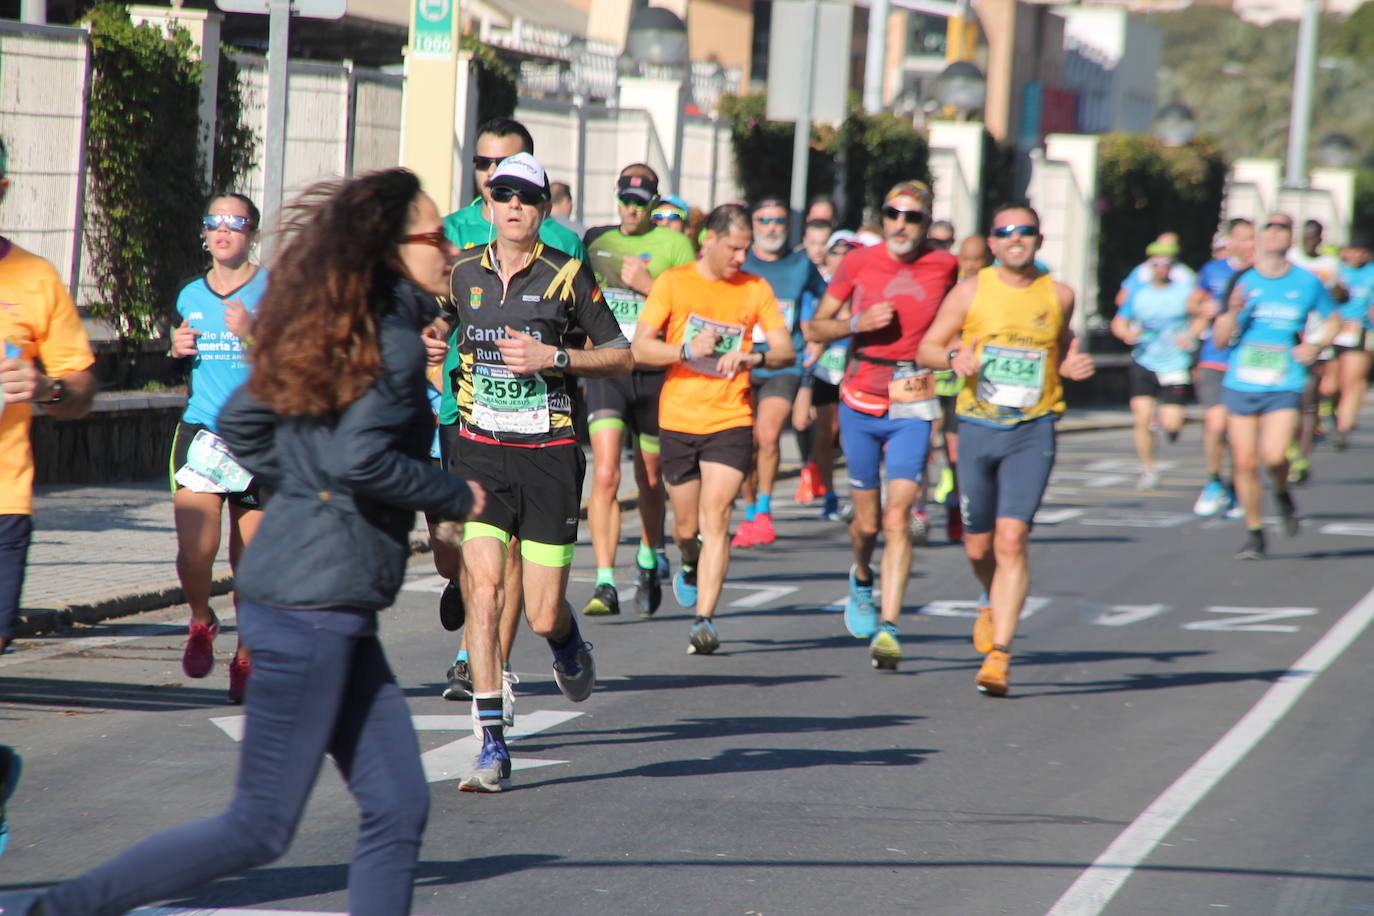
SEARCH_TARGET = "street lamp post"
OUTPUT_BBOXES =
[1315,132,1357,170]
[935,60,986,121]
[1285,0,1320,186]
[1153,102,1197,147]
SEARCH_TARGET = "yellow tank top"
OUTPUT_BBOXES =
[955,266,1065,427]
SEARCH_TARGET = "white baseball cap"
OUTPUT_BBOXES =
[486,152,550,200]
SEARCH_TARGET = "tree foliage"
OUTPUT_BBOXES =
[461,34,518,127]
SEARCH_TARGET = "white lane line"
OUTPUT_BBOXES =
[1319,522,1374,537]
[1046,584,1374,915]
[133,910,451,916]
[729,585,799,608]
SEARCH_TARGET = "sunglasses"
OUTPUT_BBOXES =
[1265,221,1293,231]
[402,230,448,249]
[473,155,502,171]
[990,225,1040,239]
[881,206,927,225]
[203,214,252,232]
[754,216,787,226]
[618,194,651,209]
[491,186,545,206]
[1148,258,1173,268]
[652,212,685,224]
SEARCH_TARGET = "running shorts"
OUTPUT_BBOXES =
[1127,363,1191,406]
[584,370,664,439]
[839,402,931,490]
[1194,366,1226,410]
[1219,387,1302,416]
[169,420,263,511]
[660,426,753,485]
[457,437,584,564]
[957,416,1056,534]
[813,379,839,408]
[751,371,801,404]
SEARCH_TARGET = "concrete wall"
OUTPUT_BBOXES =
[1059,6,1159,136]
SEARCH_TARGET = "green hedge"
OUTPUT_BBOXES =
[1096,133,1229,318]
[1355,169,1374,239]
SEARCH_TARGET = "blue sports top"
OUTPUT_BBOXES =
[1338,262,1374,330]
[177,268,267,430]
[1195,257,1244,368]
[744,248,828,379]
[1118,281,1192,375]
[1222,265,1334,394]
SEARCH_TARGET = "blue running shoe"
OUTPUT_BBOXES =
[459,739,511,793]
[657,551,671,583]
[687,616,720,655]
[0,746,21,857]
[673,566,698,609]
[1223,488,1243,520]
[820,492,841,521]
[1193,480,1225,517]
[870,621,901,670]
[845,565,877,638]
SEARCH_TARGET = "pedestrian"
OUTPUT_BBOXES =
[168,192,265,702]
[11,168,483,916]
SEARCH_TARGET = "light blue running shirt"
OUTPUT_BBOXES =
[1118,280,1193,376]
[176,268,267,430]
[1222,265,1334,394]
[1338,262,1374,331]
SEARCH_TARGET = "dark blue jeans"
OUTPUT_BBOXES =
[0,514,32,644]
[42,599,429,916]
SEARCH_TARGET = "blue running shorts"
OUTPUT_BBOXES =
[956,417,1056,534]
[839,402,931,490]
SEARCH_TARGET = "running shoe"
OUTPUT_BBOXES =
[1193,480,1225,517]
[227,655,252,705]
[502,668,518,729]
[182,616,219,679]
[908,509,930,547]
[1223,489,1243,520]
[657,551,671,583]
[1235,529,1266,560]
[731,518,759,548]
[750,513,777,546]
[673,566,698,609]
[635,564,662,618]
[439,578,465,631]
[459,738,511,793]
[838,501,856,524]
[976,648,1011,696]
[1332,431,1349,452]
[687,616,720,655]
[551,623,595,702]
[582,582,620,616]
[1287,457,1311,486]
[973,605,994,654]
[1165,428,1180,445]
[442,660,474,701]
[820,492,841,522]
[0,746,20,858]
[945,502,963,544]
[795,462,819,504]
[869,622,901,670]
[932,466,955,505]
[1276,490,1301,537]
[844,565,878,639]
[1135,468,1160,490]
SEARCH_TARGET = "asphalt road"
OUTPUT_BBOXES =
[2,420,1373,916]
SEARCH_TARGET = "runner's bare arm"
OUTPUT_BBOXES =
[1293,311,1344,365]
[807,292,853,344]
[1055,283,1095,381]
[917,278,976,370]
[493,327,632,378]
[631,320,716,368]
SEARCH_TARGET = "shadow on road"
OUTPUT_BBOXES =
[518,713,925,755]
[0,676,230,712]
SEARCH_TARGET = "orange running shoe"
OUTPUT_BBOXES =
[795,462,819,504]
[976,648,1011,696]
[973,605,994,654]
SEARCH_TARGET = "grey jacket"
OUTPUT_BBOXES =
[218,279,472,611]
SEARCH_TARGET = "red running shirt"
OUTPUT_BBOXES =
[824,243,958,416]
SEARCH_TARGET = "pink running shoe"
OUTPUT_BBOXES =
[750,512,777,546]
[227,655,252,704]
[731,518,759,548]
[182,617,219,679]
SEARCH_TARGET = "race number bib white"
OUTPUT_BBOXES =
[814,342,848,386]
[977,344,1046,408]
[604,287,646,342]
[175,429,253,494]
[888,363,941,420]
[1333,325,1361,348]
[683,313,745,378]
[472,363,550,434]
[753,299,795,343]
[1234,343,1288,387]
[1156,369,1190,387]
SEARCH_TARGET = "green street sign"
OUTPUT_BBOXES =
[413,0,455,60]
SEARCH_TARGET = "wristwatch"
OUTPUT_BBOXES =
[947,349,960,367]
[552,348,570,370]
[41,377,66,405]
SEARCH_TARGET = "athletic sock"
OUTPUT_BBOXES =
[549,617,580,653]
[744,503,757,522]
[1209,472,1221,485]
[636,543,657,570]
[853,567,873,586]
[454,648,468,665]
[756,493,772,515]
[596,567,615,587]
[475,692,505,745]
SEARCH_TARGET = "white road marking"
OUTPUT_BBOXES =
[1079,512,1193,529]
[132,910,451,916]
[1090,603,1171,627]
[1045,584,1374,915]
[728,585,799,608]
[917,597,1051,620]
[1181,606,1318,633]
[1084,459,1176,473]
[1033,508,1085,525]
[1318,522,1374,537]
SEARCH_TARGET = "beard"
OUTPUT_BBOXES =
[755,234,788,255]
[886,234,917,257]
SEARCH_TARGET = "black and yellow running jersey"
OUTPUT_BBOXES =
[448,241,625,446]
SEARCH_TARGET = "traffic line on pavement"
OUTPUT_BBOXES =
[728,585,798,608]
[917,597,1050,620]
[133,910,450,915]
[1319,522,1374,537]
[1046,583,1374,916]
[1181,606,1318,633]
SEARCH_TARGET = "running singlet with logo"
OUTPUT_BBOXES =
[582,224,696,348]
[1195,257,1243,370]
[1118,280,1191,378]
[743,249,828,378]
[1288,249,1342,290]
[1223,266,1334,394]
[825,243,958,416]
[956,266,1064,428]
[1338,262,1374,333]
[449,242,624,446]
[176,269,266,430]
[639,264,785,436]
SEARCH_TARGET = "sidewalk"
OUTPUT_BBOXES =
[10,407,1143,639]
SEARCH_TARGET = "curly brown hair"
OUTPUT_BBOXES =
[248,169,422,416]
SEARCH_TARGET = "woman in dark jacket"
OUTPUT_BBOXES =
[21,169,483,916]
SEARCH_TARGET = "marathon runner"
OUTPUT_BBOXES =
[580,163,696,617]
[919,202,1095,696]
[807,180,958,670]
[1332,235,1373,446]
[733,198,828,548]
[632,203,793,655]
[1287,218,1347,469]
[448,153,632,791]
[1213,212,1340,560]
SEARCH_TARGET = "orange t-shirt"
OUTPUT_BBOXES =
[0,242,95,514]
[639,263,785,435]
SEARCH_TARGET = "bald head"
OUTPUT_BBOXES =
[957,235,992,279]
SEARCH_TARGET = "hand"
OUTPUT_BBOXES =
[686,327,719,360]
[792,400,815,431]
[0,356,45,404]
[494,326,555,375]
[1118,327,1141,346]
[223,296,252,339]
[620,254,653,295]
[950,337,980,378]
[1226,283,1248,312]
[1201,296,1221,320]
[465,480,487,519]
[1292,342,1320,366]
[1174,333,1196,352]
[431,519,464,549]
[421,324,450,367]
[854,301,895,333]
[171,318,201,358]
[802,341,823,367]
[1059,337,1095,380]
[716,350,759,378]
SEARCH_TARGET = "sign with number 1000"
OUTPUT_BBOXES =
[413,0,455,59]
